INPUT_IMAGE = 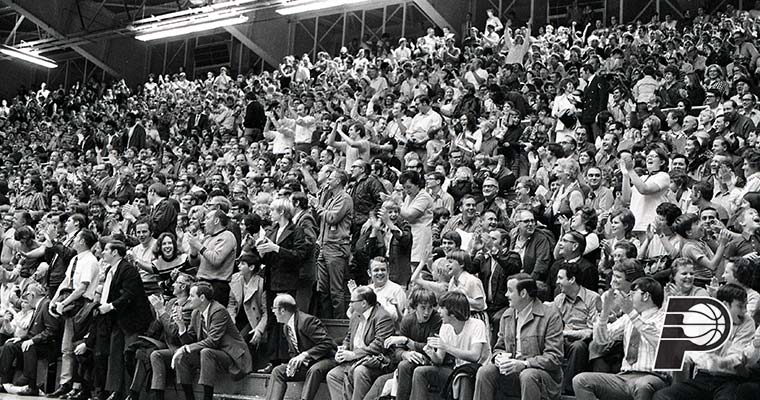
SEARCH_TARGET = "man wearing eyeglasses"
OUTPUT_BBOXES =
[739,93,760,126]
[509,208,554,283]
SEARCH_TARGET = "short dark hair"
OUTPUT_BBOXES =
[560,262,582,282]
[355,286,377,306]
[441,231,462,247]
[78,229,98,249]
[613,259,645,282]
[565,231,587,255]
[717,283,748,306]
[399,170,423,187]
[105,240,128,257]
[614,240,638,259]
[438,291,470,321]
[68,213,87,229]
[192,281,215,301]
[409,288,438,308]
[632,276,664,308]
[509,272,538,298]
[732,258,756,288]
[656,202,683,226]
[672,213,699,237]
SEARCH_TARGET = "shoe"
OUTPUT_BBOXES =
[17,385,40,396]
[64,389,83,399]
[256,363,274,373]
[48,385,72,398]
[106,392,123,400]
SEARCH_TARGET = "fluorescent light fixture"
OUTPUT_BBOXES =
[276,0,369,15]
[0,45,57,68]
[135,15,248,41]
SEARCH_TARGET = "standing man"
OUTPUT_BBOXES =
[187,210,237,307]
[123,112,146,151]
[48,229,100,398]
[399,171,433,267]
[244,91,266,142]
[474,273,564,400]
[98,240,154,400]
[146,183,179,239]
[312,169,354,318]
[580,63,610,138]
[267,294,337,400]
[172,282,252,400]
[347,159,386,243]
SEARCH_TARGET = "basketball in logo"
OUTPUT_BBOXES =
[654,297,733,371]
[679,303,728,347]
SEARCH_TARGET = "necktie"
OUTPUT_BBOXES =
[200,313,207,339]
[195,114,200,126]
[100,265,113,305]
[625,328,641,365]
[285,324,300,354]
[68,256,79,289]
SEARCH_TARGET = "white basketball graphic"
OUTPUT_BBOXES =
[679,303,727,347]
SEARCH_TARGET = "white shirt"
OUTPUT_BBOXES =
[60,250,100,301]
[370,281,408,322]
[287,314,298,349]
[353,307,374,350]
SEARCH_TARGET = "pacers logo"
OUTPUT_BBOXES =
[654,296,732,371]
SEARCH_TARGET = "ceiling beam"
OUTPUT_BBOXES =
[411,0,453,31]
[224,24,278,68]
[0,0,121,77]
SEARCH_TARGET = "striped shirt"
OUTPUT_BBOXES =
[594,307,665,373]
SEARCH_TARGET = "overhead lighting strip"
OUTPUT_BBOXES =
[0,45,57,68]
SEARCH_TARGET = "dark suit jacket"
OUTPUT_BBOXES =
[494,299,563,387]
[473,251,521,313]
[512,228,555,282]
[106,259,154,334]
[149,197,179,239]
[187,113,210,132]
[294,210,318,282]
[365,221,413,285]
[343,305,394,359]
[243,101,266,131]
[261,222,310,292]
[180,300,252,376]
[122,124,147,150]
[580,74,610,125]
[290,310,337,363]
[24,297,61,345]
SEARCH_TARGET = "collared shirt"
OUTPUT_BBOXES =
[60,250,100,301]
[428,188,455,214]
[554,286,601,337]
[353,307,374,350]
[595,307,665,373]
[691,313,755,376]
[515,301,534,355]
[449,271,487,312]
[133,239,158,284]
[407,110,442,143]
[371,281,408,322]
[100,262,118,306]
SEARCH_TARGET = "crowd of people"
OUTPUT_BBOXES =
[3,2,760,400]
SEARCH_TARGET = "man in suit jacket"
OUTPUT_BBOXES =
[187,105,210,133]
[0,282,61,395]
[325,286,394,400]
[580,63,610,137]
[268,294,337,400]
[172,282,252,400]
[474,274,564,400]
[122,113,147,151]
[98,240,154,398]
[243,91,266,142]
[146,183,179,239]
[292,193,318,312]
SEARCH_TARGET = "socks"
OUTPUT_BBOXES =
[202,385,214,400]
[181,384,195,400]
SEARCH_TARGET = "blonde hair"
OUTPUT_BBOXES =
[270,198,295,220]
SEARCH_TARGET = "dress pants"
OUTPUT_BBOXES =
[474,363,561,400]
[149,349,175,390]
[106,325,140,393]
[573,371,668,400]
[60,318,75,385]
[652,372,741,400]
[175,347,234,387]
[0,340,48,386]
[268,358,336,400]
[316,243,349,318]
[326,361,384,400]
[563,338,590,394]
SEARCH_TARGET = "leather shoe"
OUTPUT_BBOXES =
[256,363,274,373]
[17,385,39,396]
[48,385,72,398]
[64,389,83,399]
[106,392,123,400]
[69,390,91,400]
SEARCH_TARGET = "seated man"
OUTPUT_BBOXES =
[0,282,60,395]
[653,283,755,400]
[171,282,252,400]
[324,286,394,400]
[554,263,601,395]
[474,273,564,400]
[268,294,337,400]
[572,277,668,400]
[365,288,443,400]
